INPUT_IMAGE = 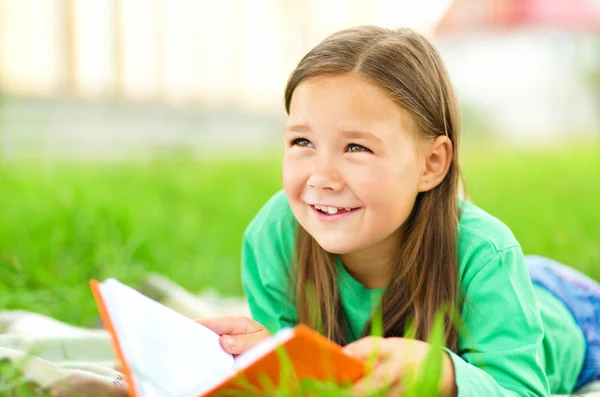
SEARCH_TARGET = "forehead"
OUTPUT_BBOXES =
[288,74,414,136]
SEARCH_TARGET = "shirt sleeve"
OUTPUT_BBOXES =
[241,221,297,334]
[446,246,551,397]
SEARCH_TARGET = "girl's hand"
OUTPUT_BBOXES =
[343,337,457,397]
[197,316,271,355]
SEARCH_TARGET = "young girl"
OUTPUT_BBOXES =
[200,26,600,396]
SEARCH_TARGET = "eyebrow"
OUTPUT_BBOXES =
[339,129,383,144]
[285,124,312,133]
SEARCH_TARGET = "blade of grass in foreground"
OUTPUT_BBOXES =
[402,310,445,397]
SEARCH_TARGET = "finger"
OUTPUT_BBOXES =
[220,330,270,355]
[387,381,405,397]
[344,337,390,360]
[351,363,402,397]
[197,316,264,336]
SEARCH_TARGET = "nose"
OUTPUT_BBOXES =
[306,156,344,192]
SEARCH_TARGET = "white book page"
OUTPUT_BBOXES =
[100,279,236,397]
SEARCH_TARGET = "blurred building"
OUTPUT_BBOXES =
[435,0,600,142]
[0,0,450,110]
[0,0,598,158]
[0,0,453,158]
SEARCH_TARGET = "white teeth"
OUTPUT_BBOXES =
[313,204,351,214]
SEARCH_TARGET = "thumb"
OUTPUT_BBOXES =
[220,330,270,355]
[197,316,265,336]
[343,336,387,360]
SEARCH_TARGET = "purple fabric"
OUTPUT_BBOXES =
[526,255,600,390]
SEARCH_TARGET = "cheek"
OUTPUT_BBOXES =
[351,162,420,216]
[346,159,416,195]
[282,155,294,179]
[282,154,305,196]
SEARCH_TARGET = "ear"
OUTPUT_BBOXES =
[418,135,453,192]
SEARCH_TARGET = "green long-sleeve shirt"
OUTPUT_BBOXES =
[241,190,585,396]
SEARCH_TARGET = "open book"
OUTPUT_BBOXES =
[90,278,367,397]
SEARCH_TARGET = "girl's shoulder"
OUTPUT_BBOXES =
[458,200,520,251]
[457,200,524,280]
[244,189,297,246]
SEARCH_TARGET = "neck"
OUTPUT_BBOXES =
[339,232,402,289]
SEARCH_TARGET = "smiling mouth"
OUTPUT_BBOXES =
[311,204,359,215]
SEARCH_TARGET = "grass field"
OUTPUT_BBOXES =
[1,142,599,328]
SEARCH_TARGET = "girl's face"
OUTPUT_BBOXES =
[283,74,426,256]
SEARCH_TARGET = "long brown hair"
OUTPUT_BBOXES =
[285,26,462,351]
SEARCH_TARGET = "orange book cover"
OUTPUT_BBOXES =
[90,279,367,397]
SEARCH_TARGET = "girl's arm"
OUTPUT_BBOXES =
[444,245,551,397]
[198,211,297,356]
[240,214,298,333]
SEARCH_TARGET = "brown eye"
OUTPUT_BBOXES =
[291,138,314,147]
[347,143,371,153]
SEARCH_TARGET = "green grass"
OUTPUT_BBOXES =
[1,143,599,327]
[0,157,283,326]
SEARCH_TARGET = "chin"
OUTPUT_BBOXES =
[312,236,356,255]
